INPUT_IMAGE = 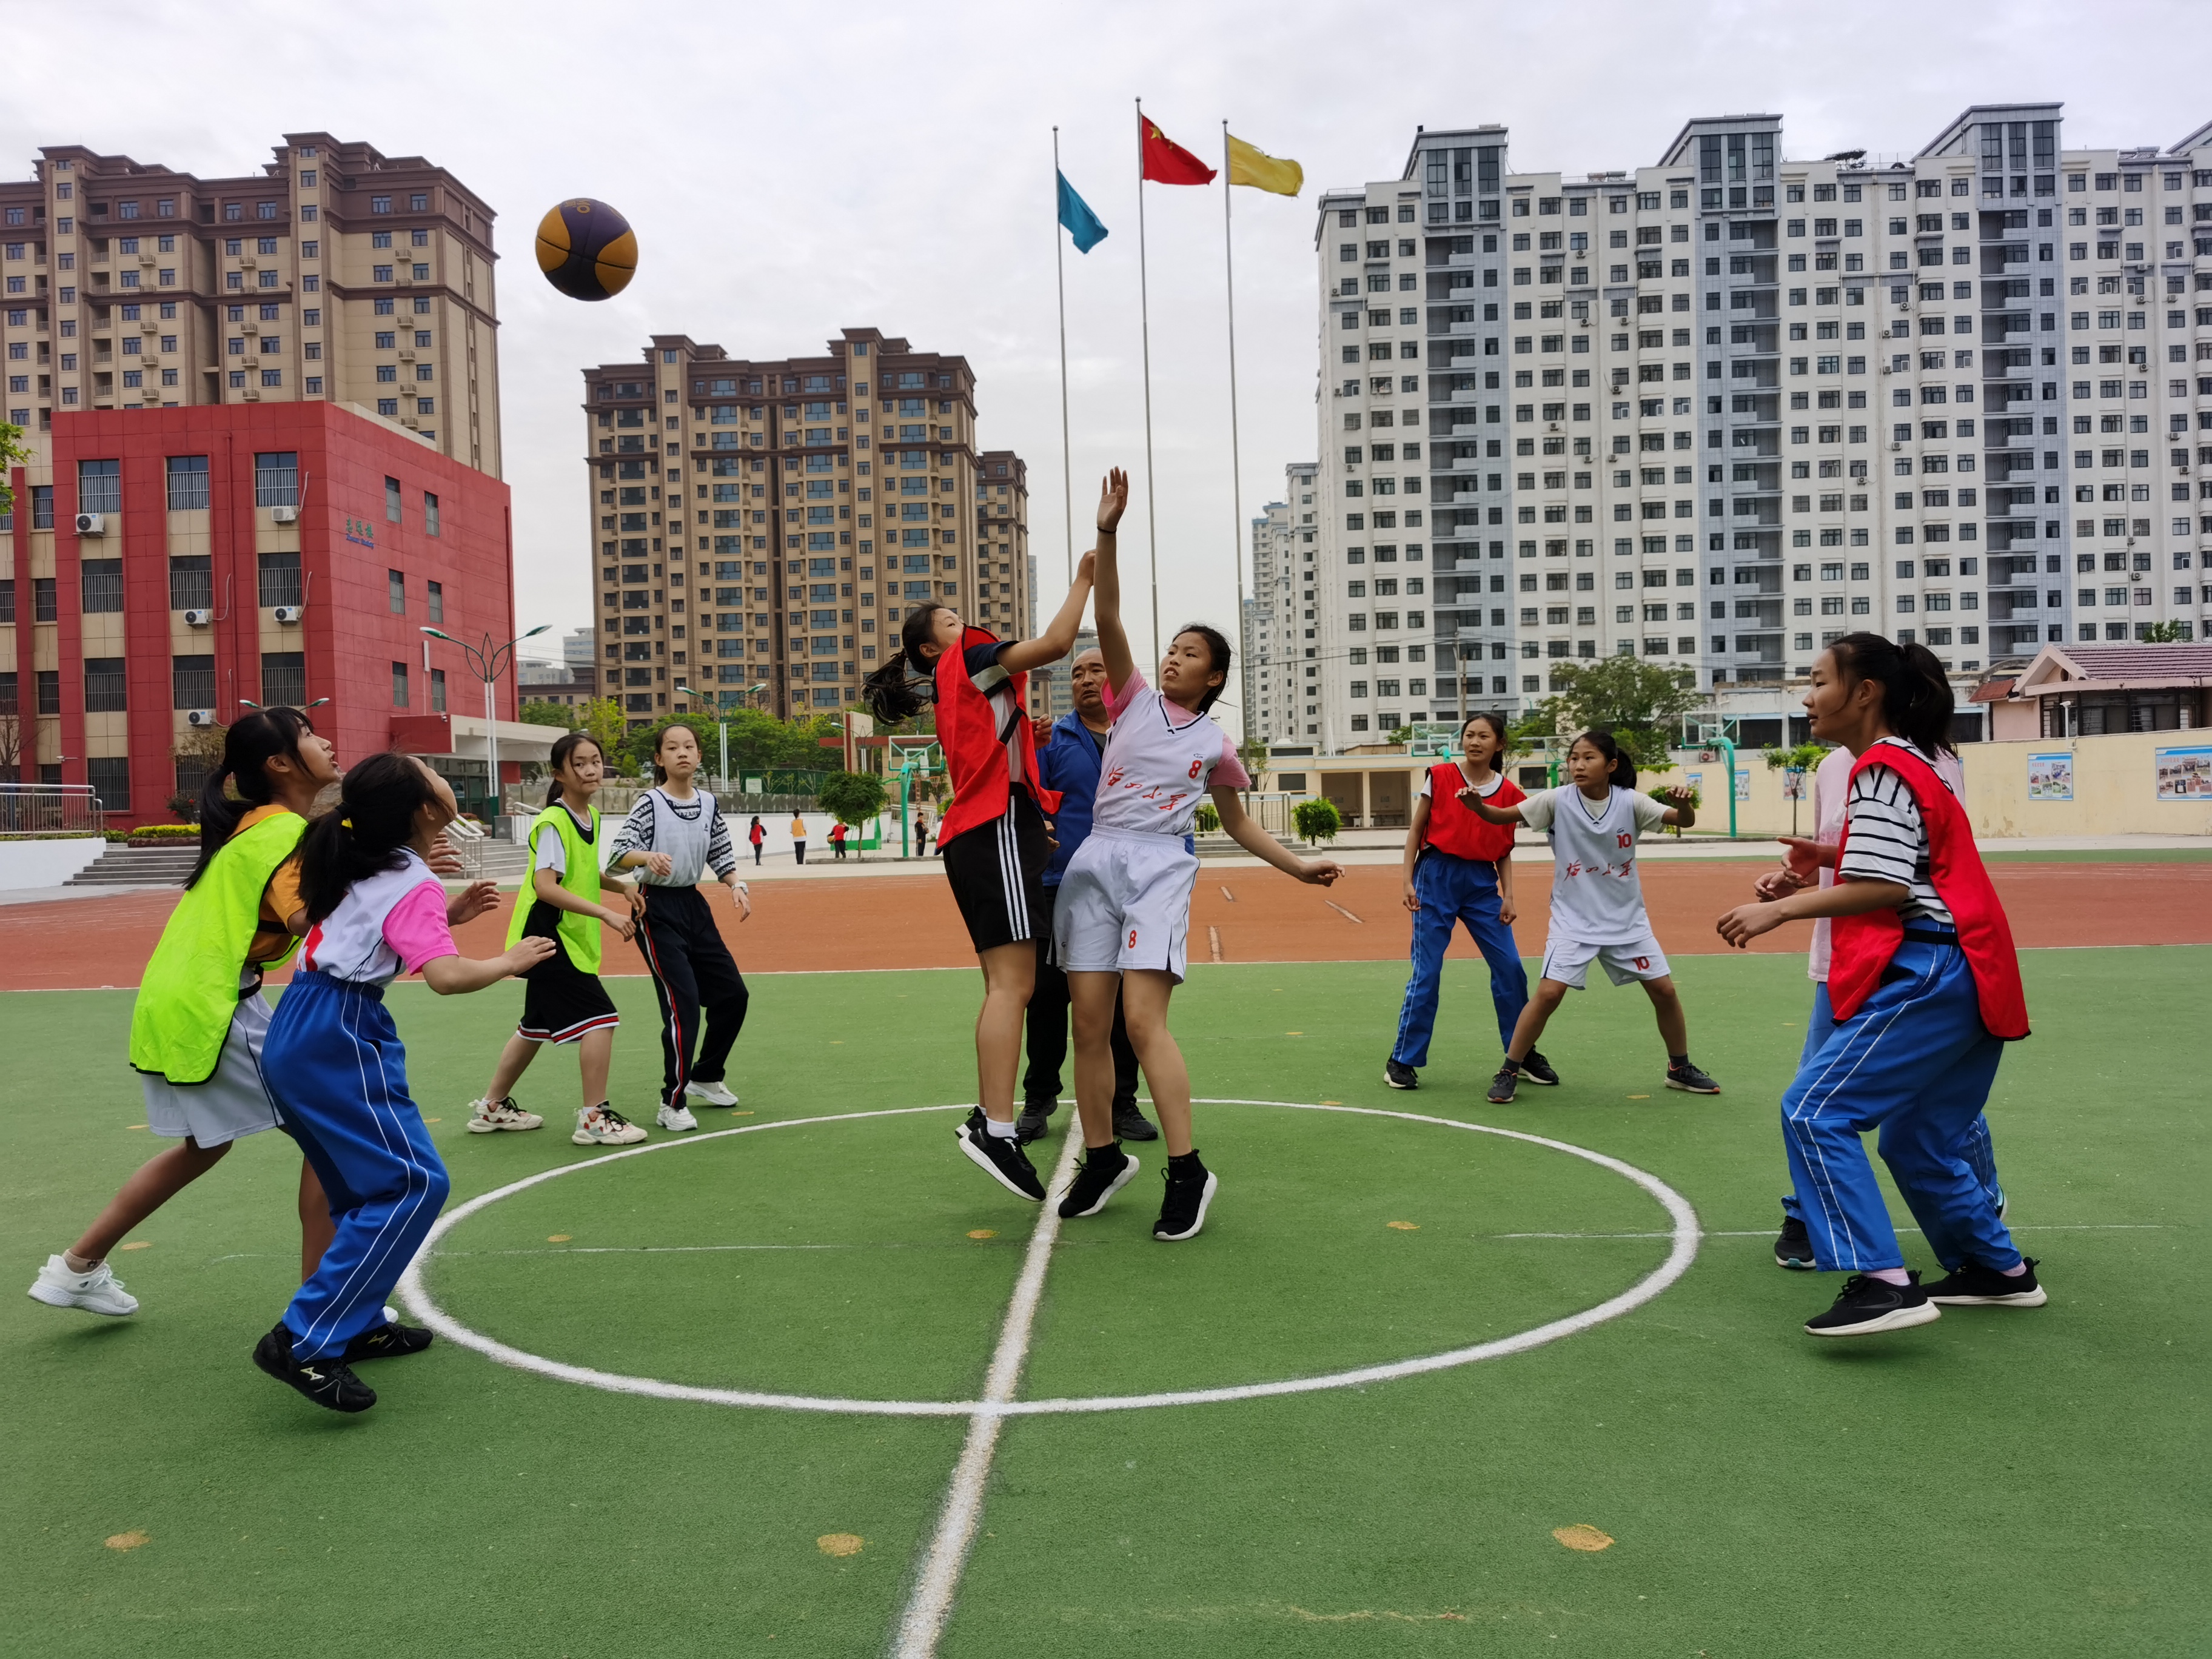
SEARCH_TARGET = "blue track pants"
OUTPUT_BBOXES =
[1780,936,2019,1275]
[262,971,451,1361]
[1781,980,2001,1224]
[1390,851,1529,1067]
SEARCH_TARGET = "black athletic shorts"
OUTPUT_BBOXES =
[940,788,1051,954]
[516,900,620,1044]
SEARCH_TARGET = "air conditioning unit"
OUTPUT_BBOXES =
[73,511,106,535]
[270,504,299,524]
[272,605,303,624]
[185,708,219,728]
[183,608,213,626]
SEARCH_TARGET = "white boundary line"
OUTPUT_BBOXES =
[397,1099,1702,1418]
[890,1119,1083,1659]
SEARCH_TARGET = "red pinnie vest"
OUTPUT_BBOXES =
[933,625,1061,847]
[1422,763,1523,863]
[1828,742,2029,1040]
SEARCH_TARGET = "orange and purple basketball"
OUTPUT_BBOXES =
[534,199,637,301]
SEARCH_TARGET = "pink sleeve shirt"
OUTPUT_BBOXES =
[381,881,460,977]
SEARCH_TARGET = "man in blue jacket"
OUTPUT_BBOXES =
[1018,648,1157,1143]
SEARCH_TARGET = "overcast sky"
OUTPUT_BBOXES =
[12,1,2209,711]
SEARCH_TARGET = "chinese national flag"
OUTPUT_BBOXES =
[1139,115,1217,186]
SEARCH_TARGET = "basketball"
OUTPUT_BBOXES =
[534,198,637,301]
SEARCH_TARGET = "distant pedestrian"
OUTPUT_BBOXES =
[830,820,850,860]
[914,809,931,858]
[748,815,764,866]
[789,812,808,865]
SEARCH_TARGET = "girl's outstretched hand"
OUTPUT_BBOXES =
[445,879,498,927]
[1654,785,1696,809]
[1097,468,1129,534]
[1715,902,1783,949]
[1299,859,1346,886]
[501,935,559,975]
[641,850,674,877]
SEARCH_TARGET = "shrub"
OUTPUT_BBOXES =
[129,824,201,843]
[1195,801,1221,834]
[1292,798,1342,845]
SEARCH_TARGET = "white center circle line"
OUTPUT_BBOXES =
[397,1100,1703,1418]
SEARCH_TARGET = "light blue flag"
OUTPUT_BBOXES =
[1057,171,1109,253]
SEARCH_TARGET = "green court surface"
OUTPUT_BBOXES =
[4,951,2203,1658]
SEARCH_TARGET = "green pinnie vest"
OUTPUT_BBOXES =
[506,800,605,974]
[129,810,307,1085]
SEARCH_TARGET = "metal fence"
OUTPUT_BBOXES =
[0,784,107,836]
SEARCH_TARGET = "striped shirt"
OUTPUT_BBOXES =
[608,787,737,887]
[1837,738,1954,926]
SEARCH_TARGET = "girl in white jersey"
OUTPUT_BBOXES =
[1053,472,1345,1241]
[1465,729,1717,1104]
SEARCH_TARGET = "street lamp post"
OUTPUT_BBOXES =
[422,623,548,828]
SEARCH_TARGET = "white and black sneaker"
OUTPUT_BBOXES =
[1804,1272,1941,1338]
[1383,1059,1418,1091]
[1666,1059,1721,1095]
[1775,1214,1817,1270]
[1923,1257,2046,1308]
[1058,1143,1139,1219]
[1520,1050,1560,1087]
[1486,1062,1521,1105]
[1152,1153,1218,1242]
[253,1322,377,1413]
[956,1109,1046,1202]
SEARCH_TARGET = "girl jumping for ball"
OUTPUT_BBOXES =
[862,518,1098,1203]
[1384,709,1532,1093]
[1051,472,1344,1241]
[468,731,648,1146]
[608,721,752,1131]
[1463,730,1717,1104]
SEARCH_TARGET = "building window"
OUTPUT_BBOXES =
[392,662,410,708]
[257,551,301,609]
[383,477,404,524]
[387,569,406,614]
[423,491,440,537]
[430,668,447,714]
[79,558,122,614]
[78,458,121,515]
[86,756,130,814]
[378,398,398,417]
[172,654,216,711]
[169,555,212,612]
[84,657,127,712]
[260,652,304,709]
[426,578,444,623]
[253,451,298,508]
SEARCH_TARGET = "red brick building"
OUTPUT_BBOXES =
[4,400,515,826]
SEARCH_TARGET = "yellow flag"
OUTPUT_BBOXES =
[1227,133,1303,196]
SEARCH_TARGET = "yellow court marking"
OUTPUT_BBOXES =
[966,1229,997,1240]
[104,1530,150,1552]
[125,1124,149,1131]
[1286,1031,1304,1036]
[424,1117,443,1124]
[546,1234,572,1243]
[1386,1221,1419,1232]
[817,1533,865,1557]
[119,1241,151,1251]
[1625,1094,1651,1100]
[1553,1524,1614,1552]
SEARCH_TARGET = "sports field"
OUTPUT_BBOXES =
[5,927,2205,1656]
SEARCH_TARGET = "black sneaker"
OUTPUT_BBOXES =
[1014,1100,1056,1144]
[1923,1256,2046,1308]
[1153,1156,1219,1242]
[956,1109,1045,1202]
[1803,1272,1940,1338]
[1520,1050,1560,1087]
[1112,1102,1159,1142]
[1383,1059,1419,1091]
[1665,1059,1721,1095]
[1058,1144,1140,1219]
[253,1322,377,1413]
[1774,1215,1817,1271]
[1486,1064,1521,1105]
[343,1316,435,1362]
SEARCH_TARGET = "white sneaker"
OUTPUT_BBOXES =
[466,1096,544,1133]
[28,1254,139,1317]
[655,1102,699,1133]
[572,1104,648,1146]
[684,1080,739,1107]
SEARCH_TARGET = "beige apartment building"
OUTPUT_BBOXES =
[583,327,1031,723]
[1,133,501,477]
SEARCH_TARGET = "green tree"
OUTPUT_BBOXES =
[816,770,887,859]
[0,421,28,517]
[1766,739,1830,835]
[1194,800,1221,835]
[518,699,574,731]
[2141,619,2190,643]
[574,697,629,770]
[1510,657,1704,776]
[1293,797,1342,846]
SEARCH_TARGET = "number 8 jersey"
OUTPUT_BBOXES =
[1090,672,1251,837]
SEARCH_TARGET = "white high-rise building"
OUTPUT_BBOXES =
[1242,461,1316,754]
[1304,107,2212,754]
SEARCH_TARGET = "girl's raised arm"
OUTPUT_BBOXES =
[999,470,1119,677]
[1460,788,1527,826]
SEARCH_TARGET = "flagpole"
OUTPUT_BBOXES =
[1134,95,1161,669]
[1053,127,1074,594]
[1221,121,1253,749]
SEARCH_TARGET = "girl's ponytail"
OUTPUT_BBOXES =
[184,706,316,890]
[861,603,948,725]
[1831,632,1957,757]
[297,751,440,923]
[1574,728,1638,794]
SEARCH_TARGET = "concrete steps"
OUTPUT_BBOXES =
[66,845,199,886]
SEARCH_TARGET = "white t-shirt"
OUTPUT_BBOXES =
[1518,785,1669,945]
[1415,765,1507,801]
[1090,672,1252,839]
[298,851,459,987]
